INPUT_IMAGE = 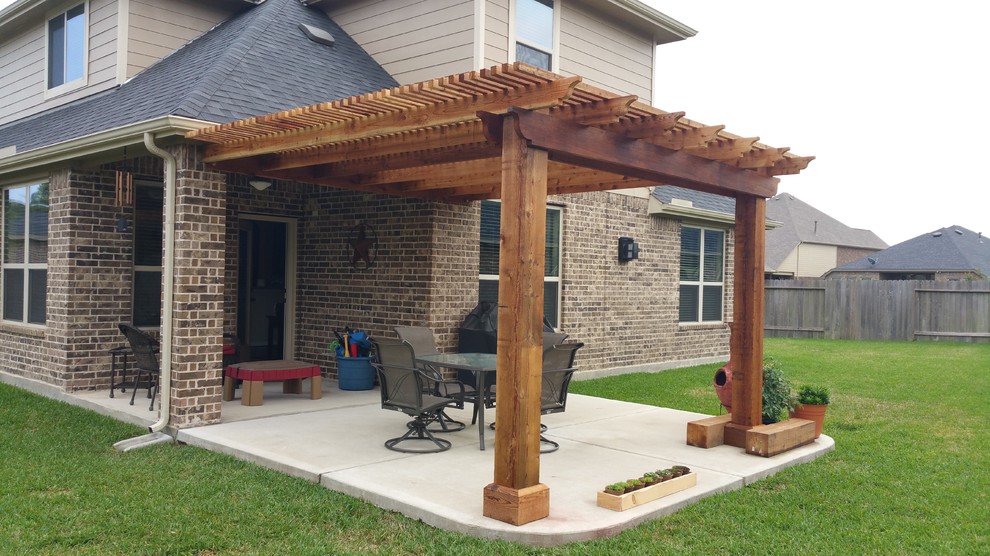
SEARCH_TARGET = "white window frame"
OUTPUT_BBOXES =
[679,225,726,324]
[2,182,49,327]
[509,0,561,73]
[44,0,89,98]
[479,200,563,328]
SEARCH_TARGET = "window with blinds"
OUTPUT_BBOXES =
[679,226,725,323]
[479,200,562,328]
[133,183,163,327]
[2,182,48,325]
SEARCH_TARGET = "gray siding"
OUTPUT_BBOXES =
[324,0,475,85]
[0,20,45,125]
[484,0,508,67]
[0,0,119,127]
[558,1,653,100]
[126,0,232,79]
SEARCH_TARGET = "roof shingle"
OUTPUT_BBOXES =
[0,0,397,154]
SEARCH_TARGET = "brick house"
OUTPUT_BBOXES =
[0,0,810,429]
[825,225,989,281]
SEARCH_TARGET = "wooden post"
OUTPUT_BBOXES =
[725,194,766,446]
[481,112,551,526]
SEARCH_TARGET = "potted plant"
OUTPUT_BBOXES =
[604,483,625,496]
[761,356,794,424]
[791,384,830,438]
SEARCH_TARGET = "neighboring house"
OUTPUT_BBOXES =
[764,193,887,278]
[0,0,810,429]
[826,225,990,281]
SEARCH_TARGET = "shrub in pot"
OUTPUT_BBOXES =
[792,384,830,438]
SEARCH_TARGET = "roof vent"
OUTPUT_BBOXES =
[670,198,693,208]
[932,232,942,238]
[954,229,963,235]
[868,257,878,265]
[298,23,335,47]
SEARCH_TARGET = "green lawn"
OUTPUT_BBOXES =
[1,338,987,555]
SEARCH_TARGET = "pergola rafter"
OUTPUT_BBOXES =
[186,62,814,526]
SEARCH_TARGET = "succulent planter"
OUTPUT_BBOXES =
[597,472,697,512]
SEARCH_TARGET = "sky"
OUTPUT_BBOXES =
[645,1,989,245]
[2,0,986,245]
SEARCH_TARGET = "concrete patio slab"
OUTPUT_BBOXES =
[5,373,834,547]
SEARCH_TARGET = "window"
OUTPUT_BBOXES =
[679,226,725,323]
[47,3,86,89]
[133,183,163,327]
[479,200,562,328]
[515,0,554,71]
[3,183,49,325]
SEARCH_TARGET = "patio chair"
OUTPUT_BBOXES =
[393,325,468,432]
[538,341,584,453]
[117,324,161,411]
[372,338,466,453]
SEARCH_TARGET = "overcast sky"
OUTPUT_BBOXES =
[3,0,986,245]
[647,1,989,245]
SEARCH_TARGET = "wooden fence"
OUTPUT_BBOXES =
[764,279,990,342]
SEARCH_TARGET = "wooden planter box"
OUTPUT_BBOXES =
[596,472,697,512]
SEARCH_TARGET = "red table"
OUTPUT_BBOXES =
[223,360,322,406]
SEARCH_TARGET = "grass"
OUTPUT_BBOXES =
[2,338,988,554]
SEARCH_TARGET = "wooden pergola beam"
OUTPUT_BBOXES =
[503,107,779,198]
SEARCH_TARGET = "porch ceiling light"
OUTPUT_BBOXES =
[249,178,272,191]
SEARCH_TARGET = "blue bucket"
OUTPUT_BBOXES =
[337,356,375,390]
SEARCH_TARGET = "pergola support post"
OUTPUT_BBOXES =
[724,193,766,447]
[482,112,550,526]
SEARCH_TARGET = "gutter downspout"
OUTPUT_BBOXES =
[113,132,176,451]
[143,132,176,434]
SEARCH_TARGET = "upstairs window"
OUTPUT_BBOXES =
[515,0,554,71]
[47,3,86,90]
[479,200,562,328]
[679,226,725,323]
[3,183,49,325]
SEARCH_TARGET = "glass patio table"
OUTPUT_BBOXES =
[416,352,497,450]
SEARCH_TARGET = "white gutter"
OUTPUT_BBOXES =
[647,195,782,229]
[142,132,177,434]
[0,116,215,177]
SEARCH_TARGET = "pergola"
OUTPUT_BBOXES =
[187,62,813,525]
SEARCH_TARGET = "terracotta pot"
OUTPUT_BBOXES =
[713,360,733,410]
[791,404,828,438]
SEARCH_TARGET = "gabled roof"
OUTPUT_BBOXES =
[0,0,397,156]
[765,193,887,271]
[830,225,990,277]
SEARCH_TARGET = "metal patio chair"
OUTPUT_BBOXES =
[393,325,468,432]
[372,338,466,453]
[117,323,161,411]
[538,341,584,453]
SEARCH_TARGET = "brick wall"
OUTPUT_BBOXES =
[168,144,226,427]
[836,246,881,267]
[0,159,165,390]
[554,191,732,372]
[4,147,734,412]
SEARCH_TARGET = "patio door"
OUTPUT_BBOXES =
[237,216,296,360]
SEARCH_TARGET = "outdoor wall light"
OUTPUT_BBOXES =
[249,178,272,191]
[618,236,640,262]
